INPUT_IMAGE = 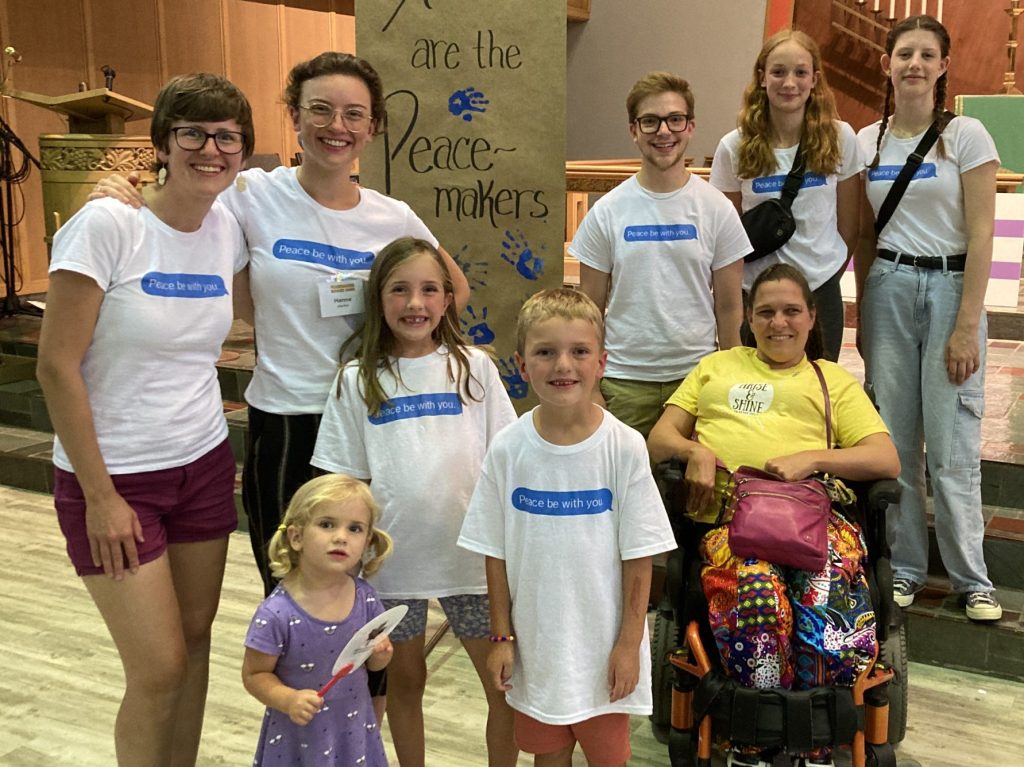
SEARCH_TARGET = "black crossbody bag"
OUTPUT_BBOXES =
[740,141,806,262]
[874,112,955,236]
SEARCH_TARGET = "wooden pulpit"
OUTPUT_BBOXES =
[1,87,155,252]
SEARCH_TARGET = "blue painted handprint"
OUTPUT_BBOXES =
[451,244,489,290]
[500,229,543,281]
[461,305,495,345]
[448,87,489,122]
[497,355,528,399]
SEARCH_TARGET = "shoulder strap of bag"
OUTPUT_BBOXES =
[777,140,806,211]
[873,111,955,236]
[809,359,832,449]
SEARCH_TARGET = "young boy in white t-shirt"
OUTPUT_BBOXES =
[458,289,676,767]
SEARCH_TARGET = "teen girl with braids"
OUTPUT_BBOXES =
[711,29,861,361]
[854,15,1002,621]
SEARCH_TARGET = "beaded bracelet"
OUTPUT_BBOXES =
[488,634,515,643]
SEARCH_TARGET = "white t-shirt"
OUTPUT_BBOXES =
[458,409,677,724]
[311,346,516,598]
[569,174,750,381]
[224,166,438,414]
[711,122,862,291]
[857,116,999,256]
[49,198,246,473]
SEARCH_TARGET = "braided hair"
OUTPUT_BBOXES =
[869,14,950,169]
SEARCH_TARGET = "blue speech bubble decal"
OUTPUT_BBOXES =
[868,164,937,182]
[623,224,697,242]
[273,239,375,270]
[368,393,464,425]
[511,487,613,517]
[751,173,827,194]
[141,272,228,298]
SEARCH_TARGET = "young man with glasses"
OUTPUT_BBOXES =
[570,71,750,438]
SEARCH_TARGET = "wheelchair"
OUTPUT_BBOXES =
[649,461,907,767]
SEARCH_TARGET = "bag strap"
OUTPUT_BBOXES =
[809,359,832,449]
[777,140,806,211]
[874,111,954,236]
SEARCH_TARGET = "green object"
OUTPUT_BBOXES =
[955,95,1024,185]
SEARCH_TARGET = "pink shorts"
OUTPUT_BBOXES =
[54,439,237,576]
[513,711,631,766]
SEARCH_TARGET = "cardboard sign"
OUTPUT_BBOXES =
[357,1,566,409]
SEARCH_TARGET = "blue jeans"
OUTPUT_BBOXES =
[862,257,992,593]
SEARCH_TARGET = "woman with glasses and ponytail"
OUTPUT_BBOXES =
[710,29,861,362]
[37,73,254,766]
[855,15,1002,622]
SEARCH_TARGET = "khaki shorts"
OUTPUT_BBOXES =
[600,377,685,438]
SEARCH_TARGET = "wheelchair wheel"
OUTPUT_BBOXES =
[880,619,909,744]
[667,726,698,767]
[866,742,898,767]
[650,598,677,741]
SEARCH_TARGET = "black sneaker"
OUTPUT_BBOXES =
[893,578,923,608]
[965,591,1002,621]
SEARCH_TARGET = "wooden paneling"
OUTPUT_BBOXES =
[0,0,356,298]
[224,0,287,156]
[158,0,227,78]
[797,0,1024,131]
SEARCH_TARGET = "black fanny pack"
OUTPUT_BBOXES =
[740,142,806,263]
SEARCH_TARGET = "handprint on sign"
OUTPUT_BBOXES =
[500,229,543,281]
[450,245,489,291]
[461,305,495,345]
[497,355,528,399]
[448,87,489,122]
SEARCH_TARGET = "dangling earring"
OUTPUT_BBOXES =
[156,166,167,186]
[235,175,247,192]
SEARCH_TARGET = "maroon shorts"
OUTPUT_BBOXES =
[513,710,631,766]
[55,438,237,576]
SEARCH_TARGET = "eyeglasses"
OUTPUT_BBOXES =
[170,126,245,154]
[299,103,372,131]
[634,113,692,134]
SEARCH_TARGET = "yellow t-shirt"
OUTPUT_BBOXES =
[664,347,889,521]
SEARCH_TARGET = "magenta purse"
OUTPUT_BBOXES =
[726,466,831,571]
[725,360,833,572]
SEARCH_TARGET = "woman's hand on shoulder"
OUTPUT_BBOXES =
[85,489,144,579]
[286,688,324,726]
[945,326,981,385]
[87,173,145,208]
[764,451,818,481]
[684,443,717,516]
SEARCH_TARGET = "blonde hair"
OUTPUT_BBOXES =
[736,29,841,179]
[339,237,482,416]
[267,474,393,579]
[515,288,604,356]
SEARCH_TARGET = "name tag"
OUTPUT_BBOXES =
[318,274,366,317]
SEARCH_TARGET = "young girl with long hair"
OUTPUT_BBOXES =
[711,29,861,361]
[242,474,394,766]
[311,237,518,767]
[855,15,1002,621]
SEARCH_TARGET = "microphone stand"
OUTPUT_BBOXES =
[0,110,42,317]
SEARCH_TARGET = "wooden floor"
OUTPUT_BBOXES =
[1,484,1021,767]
